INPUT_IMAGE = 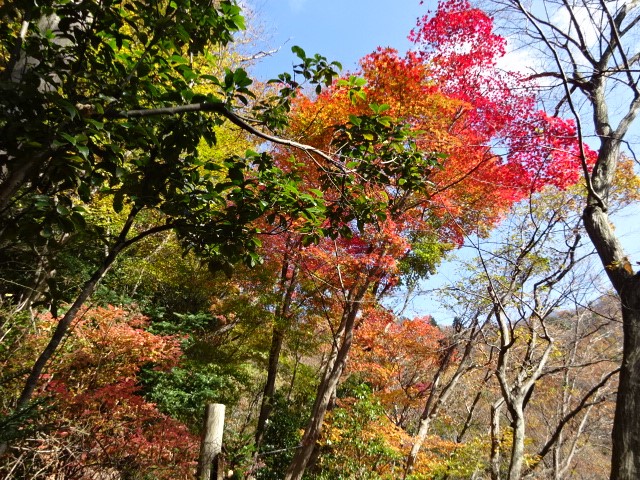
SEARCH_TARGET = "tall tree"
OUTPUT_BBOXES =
[484,0,640,476]
[474,191,600,480]
[435,182,628,480]
[271,3,593,475]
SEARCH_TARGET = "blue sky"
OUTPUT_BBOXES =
[248,0,426,80]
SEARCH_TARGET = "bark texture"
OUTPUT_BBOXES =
[506,1,640,475]
[254,259,298,451]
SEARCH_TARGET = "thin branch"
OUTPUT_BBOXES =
[514,0,606,211]
[106,102,348,173]
[524,367,620,476]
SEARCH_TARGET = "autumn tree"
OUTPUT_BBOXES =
[241,2,596,477]
[349,309,445,430]
[436,174,637,479]
[401,313,487,477]
[311,380,410,479]
[0,306,198,479]
[526,296,621,479]
[1,2,624,478]
[474,191,606,480]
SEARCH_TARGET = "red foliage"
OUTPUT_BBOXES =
[254,4,599,449]
[506,111,598,190]
[410,0,511,124]
[257,2,597,366]
[409,0,595,193]
[301,219,410,292]
[285,0,594,249]
[18,306,197,479]
[53,379,198,479]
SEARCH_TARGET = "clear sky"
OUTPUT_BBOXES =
[247,0,426,80]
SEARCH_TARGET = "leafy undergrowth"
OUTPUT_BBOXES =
[1,305,198,479]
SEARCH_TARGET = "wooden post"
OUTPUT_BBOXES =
[197,403,225,480]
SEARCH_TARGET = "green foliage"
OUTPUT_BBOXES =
[141,362,250,430]
[97,230,228,316]
[256,393,310,480]
[337,75,367,104]
[150,310,221,335]
[406,437,489,480]
[0,0,344,316]
[399,232,452,287]
[326,108,442,234]
[0,398,52,447]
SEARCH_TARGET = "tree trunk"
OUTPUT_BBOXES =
[457,370,493,443]
[254,325,285,448]
[507,405,526,480]
[283,285,367,480]
[490,2,640,476]
[404,367,444,477]
[15,242,125,410]
[491,399,505,480]
[0,156,40,215]
[404,326,478,477]
[583,168,640,479]
[198,403,226,480]
[254,260,298,450]
[610,284,640,479]
[13,207,142,410]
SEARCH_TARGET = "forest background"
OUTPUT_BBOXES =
[1,0,639,479]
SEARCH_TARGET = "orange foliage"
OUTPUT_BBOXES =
[283,1,595,246]
[350,307,445,423]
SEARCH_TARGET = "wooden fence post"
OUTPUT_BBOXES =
[197,403,225,480]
